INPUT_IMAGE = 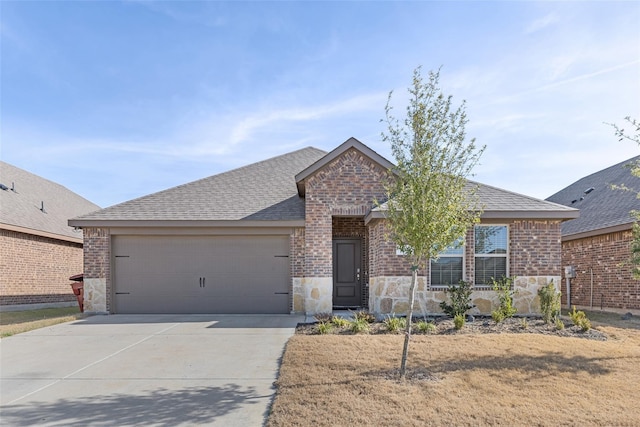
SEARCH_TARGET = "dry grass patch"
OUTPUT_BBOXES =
[0,307,83,338]
[572,309,640,330]
[268,328,640,426]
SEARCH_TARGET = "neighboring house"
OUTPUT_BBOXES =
[0,162,100,307]
[547,156,640,311]
[69,138,578,315]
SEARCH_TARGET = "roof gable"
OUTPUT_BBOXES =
[546,156,640,237]
[71,147,327,226]
[295,137,394,196]
[0,162,100,242]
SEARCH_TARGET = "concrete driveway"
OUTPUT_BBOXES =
[0,314,303,426]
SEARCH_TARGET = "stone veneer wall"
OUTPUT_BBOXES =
[370,275,561,316]
[301,148,389,314]
[0,229,81,305]
[82,227,110,313]
[562,229,639,310]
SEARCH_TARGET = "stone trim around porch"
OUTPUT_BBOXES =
[292,277,333,315]
[369,276,561,316]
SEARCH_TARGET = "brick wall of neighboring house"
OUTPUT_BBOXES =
[304,148,389,277]
[562,229,639,310]
[0,229,81,305]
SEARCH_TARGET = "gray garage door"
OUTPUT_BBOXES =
[112,235,290,314]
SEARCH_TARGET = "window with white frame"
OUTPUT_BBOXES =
[430,239,464,287]
[474,225,508,285]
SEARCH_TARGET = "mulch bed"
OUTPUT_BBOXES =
[296,315,608,341]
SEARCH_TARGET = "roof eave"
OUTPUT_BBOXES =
[562,221,635,241]
[364,209,579,225]
[1,222,83,244]
[68,219,306,228]
[480,210,580,220]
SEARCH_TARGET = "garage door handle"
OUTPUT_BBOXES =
[274,292,289,295]
[115,292,130,295]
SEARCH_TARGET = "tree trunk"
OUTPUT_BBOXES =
[399,265,418,380]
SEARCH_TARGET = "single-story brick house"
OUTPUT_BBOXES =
[0,161,100,307]
[70,138,578,316]
[547,156,640,311]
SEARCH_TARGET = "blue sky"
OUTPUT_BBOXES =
[1,1,639,208]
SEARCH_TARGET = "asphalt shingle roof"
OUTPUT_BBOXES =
[474,180,577,214]
[546,156,640,236]
[371,180,578,219]
[73,143,578,225]
[0,162,101,240]
[72,147,327,222]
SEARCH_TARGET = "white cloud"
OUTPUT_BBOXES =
[227,92,387,147]
[524,12,560,35]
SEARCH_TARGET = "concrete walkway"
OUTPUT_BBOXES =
[0,314,303,426]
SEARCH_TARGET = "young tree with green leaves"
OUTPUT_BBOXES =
[381,67,485,380]
[610,116,640,278]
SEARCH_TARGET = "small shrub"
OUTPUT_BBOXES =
[538,280,561,324]
[317,321,333,335]
[439,280,474,318]
[416,320,437,334]
[349,318,370,334]
[491,310,505,323]
[453,314,465,330]
[555,318,565,330]
[383,315,407,332]
[331,316,350,328]
[314,312,333,323]
[568,306,591,332]
[519,317,529,329]
[491,275,517,319]
[352,310,376,323]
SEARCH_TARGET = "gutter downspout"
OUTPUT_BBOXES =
[589,268,594,309]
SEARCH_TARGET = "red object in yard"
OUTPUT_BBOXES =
[69,274,84,313]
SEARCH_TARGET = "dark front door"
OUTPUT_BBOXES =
[332,239,362,308]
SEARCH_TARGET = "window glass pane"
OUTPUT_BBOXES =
[431,257,463,286]
[474,257,507,285]
[440,238,464,256]
[475,226,507,255]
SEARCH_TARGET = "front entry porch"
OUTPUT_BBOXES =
[332,217,368,310]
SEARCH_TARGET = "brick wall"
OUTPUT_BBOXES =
[291,227,305,278]
[511,220,562,277]
[83,227,111,311]
[368,219,414,277]
[304,148,389,277]
[562,229,639,310]
[368,219,563,287]
[0,229,81,305]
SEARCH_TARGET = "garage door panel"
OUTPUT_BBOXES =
[112,235,290,314]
